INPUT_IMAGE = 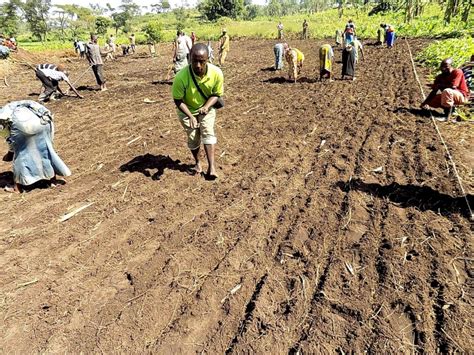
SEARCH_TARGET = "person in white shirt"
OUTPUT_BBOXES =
[35,63,83,102]
[173,31,190,73]
[75,40,86,58]
[353,38,365,63]
[182,32,192,60]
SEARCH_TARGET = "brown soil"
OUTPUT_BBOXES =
[0,39,472,353]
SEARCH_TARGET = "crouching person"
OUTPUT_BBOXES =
[172,43,224,180]
[0,101,71,192]
[421,58,469,120]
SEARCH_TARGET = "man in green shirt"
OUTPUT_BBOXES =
[172,43,224,180]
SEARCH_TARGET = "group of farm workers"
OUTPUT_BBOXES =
[274,19,368,82]
[35,34,107,104]
[1,20,472,193]
[1,32,225,191]
[172,28,230,75]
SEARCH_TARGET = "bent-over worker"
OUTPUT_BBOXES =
[0,100,71,192]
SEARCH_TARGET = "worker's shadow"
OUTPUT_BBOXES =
[119,153,195,180]
[0,171,64,192]
[393,107,445,118]
[0,171,13,189]
[260,66,276,72]
[262,77,291,84]
[336,179,473,219]
[76,85,99,91]
[298,77,320,83]
[152,80,172,85]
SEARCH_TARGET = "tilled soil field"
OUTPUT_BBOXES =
[0,39,472,353]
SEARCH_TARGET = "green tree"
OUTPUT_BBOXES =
[243,4,260,20]
[119,0,141,17]
[0,0,21,37]
[161,0,171,12]
[198,0,245,21]
[151,0,171,13]
[142,20,162,42]
[266,0,282,16]
[22,0,51,41]
[52,6,75,40]
[112,11,130,34]
[110,0,139,35]
[89,2,106,15]
[95,16,112,36]
[54,4,95,38]
[173,7,189,30]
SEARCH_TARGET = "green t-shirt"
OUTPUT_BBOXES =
[171,64,224,115]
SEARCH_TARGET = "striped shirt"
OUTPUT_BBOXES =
[36,64,69,82]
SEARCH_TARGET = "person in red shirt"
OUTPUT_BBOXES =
[421,58,469,118]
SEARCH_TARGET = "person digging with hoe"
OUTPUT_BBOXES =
[421,58,469,121]
[35,63,83,102]
[172,43,224,180]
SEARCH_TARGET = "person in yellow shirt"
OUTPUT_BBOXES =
[319,44,334,81]
[218,29,230,66]
[172,43,224,180]
[284,44,304,82]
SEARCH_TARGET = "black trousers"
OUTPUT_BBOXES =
[36,69,58,100]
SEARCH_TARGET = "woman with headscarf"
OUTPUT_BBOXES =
[319,43,334,81]
[0,101,71,192]
[341,43,357,81]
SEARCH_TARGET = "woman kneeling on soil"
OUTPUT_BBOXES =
[0,101,71,192]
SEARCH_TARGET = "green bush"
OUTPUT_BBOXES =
[416,37,474,71]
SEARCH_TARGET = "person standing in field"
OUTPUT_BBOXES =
[218,29,230,66]
[353,37,365,63]
[207,40,214,63]
[172,43,224,180]
[108,34,116,54]
[85,34,107,91]
[302,20,308,39]
[421,58,469,119]
[319,44,334,81]
[75,39,86,58]
[173,31,189,73]
[191,31,197,46]
[277,22,284,39]
[183,32,193,60]
[285,44,304,82]
[274,42,285,70]
[343,19,356,45]
[129,33,136,54]
[341,43,356,81]
[147,39,156,57]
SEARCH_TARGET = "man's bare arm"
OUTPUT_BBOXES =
[174,99,198,128]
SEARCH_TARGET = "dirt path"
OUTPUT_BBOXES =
[0,39,472,353]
